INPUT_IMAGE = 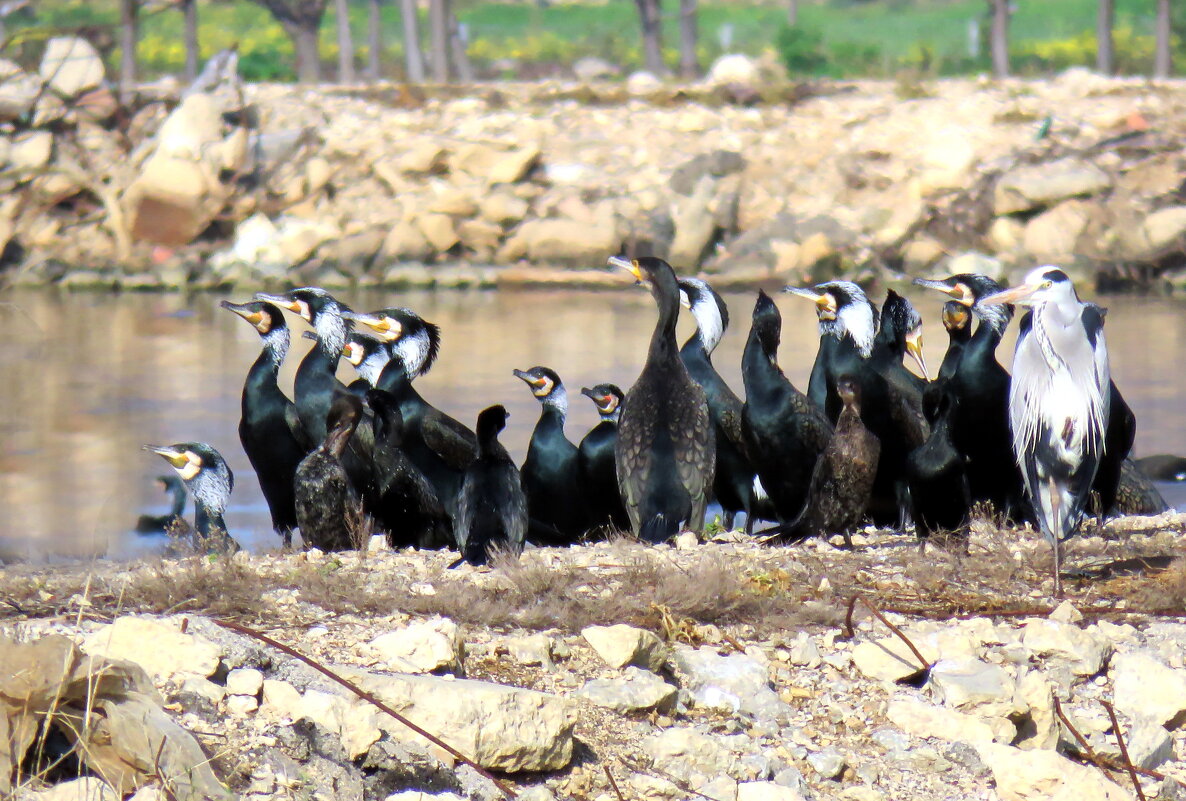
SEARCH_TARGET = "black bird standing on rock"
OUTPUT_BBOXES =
[295,393,365,551]
[610,256,715,543]
[741,290,833,534]
[143,442,237,553]
[578,384,630,534]
[135,474,187,534]
[789,375,880,548]
[453,405,528,566]
[514,366,589,542]
[678,277,766,532]
[221,299,308,547]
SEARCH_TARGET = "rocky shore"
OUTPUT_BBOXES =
[5,512,1186,799]
[1,43,1186,292]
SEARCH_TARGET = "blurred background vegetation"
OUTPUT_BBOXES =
[2,0,1182,83]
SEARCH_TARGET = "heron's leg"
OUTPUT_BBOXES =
[1049,475,1063,598]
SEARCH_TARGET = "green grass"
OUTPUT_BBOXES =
[3,0,1176,82]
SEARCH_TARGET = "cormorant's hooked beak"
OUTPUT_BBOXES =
[783,286,837,320]
[220,300,264,326]
[608,255,644,284]
[301,330,318,342]
[143,444,202,480]
[981,282,1039,307]
[580,386,617,413]
[513,369,548,390]
[904,327,929,380]
[914,278,975,306]
[255,292,309,321]
[344,311,403,343]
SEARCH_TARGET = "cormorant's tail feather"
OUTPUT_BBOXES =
[639,514,679,544]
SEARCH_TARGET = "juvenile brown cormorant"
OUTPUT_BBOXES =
[610,255,715,543]
[741,290,833,534]
[135,474,187,534]
[348,307,477,516]
[790,375,880,547]
[578,384,631,534]
[678,277,766,532]
[367,388,452,549]
[453,405,528,566]
[222,299,308,548]
[143,443,236,553]
[514,366,589,542]
[295,393,365,551]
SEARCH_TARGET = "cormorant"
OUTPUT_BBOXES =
[1113,458,1169,516]
[938,300,972,383]
[914,274,1024,519]
[348,307,477,515]
[143,443,236,553]
[678,277,765,532]
[134,474,187,534]
[740,290,833,534]
[295,392,365,552]
[343,332,391,397]
[453,405,528,566]
[578,384,630,534]
[609,255,715,543]
[367,388,452,549]
[221,299,308,547]
[905,389,972,546]
[1134,454,1186,482]
[790,375,880,547]
[513,366,589,542]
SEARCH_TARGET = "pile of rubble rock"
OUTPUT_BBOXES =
[2,43,1186,291]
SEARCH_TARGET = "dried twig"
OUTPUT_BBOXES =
[212,619,517,799]
[605,765,627,801]
[1054,698,1167,783]
[1101,700,1148,801]
[844,595,931,672]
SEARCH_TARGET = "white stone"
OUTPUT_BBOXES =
[671,646,790,723]
[20,778,119,801]
[225,694,259,716]
[1123,717,1175,770]
[578,667,677,713]
[1020,619,1110,676]
[82,616,222,681]
[886,697,1014,744]
[582,624,668,671]
[1112,650,1186,727]
[994,158,1111,215]
[642,728,733,782]
[735,781,808,801]
[226,667,264,697]
[178,675,225,706]
[806,748,846,779]
[40,37,105,97]
[369,616,463,674]
[10,132,52,171]
[506,633,554,667]
[706,54,760,87]
[928,658,1015,713]
[975,743,1130,801]
[260,678,302,717]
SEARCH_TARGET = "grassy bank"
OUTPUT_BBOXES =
[5,0,1181,82]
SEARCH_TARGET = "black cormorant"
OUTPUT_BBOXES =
[678,277,765,532]
[514,366,589,542]
[905,389,972,546]
[221,299,308,547]
[343,332,390,397]
[791,375,880,547]
[295,393,365,551]
[610,255,715,543]
[1113,458,1169,516]
[1134,454,1186,482]
[740,290,833,533]
[578,384,630,534]
[453,405,528,566]
[143,443,236,553]
[938,300,972,383]
[134,474,187,534]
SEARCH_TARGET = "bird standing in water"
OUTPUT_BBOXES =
[295,393,366,551]
[610,256,715,543]
[983,267,1111,597]
[578,384,630,534]
[143,443,236,553]
[221,299,308,547]
[453,405,528,566]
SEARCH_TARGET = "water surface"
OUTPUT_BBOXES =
[2,286,1183,560]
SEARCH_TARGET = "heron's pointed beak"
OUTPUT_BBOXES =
[904,328,929,381]
[347,312,403,342]
[608,255,644,283]
[982,283,1036,306]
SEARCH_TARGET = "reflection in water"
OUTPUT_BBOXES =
[2,287,1184,560]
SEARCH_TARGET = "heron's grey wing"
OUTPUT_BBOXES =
[1082,305,1111,442]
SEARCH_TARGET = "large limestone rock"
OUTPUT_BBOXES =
[368,617,463,674]
[0,60,44,121]
[994,159,1111,215]
[581,624,668,671]
[10,132,53,172]
[1112,650,1186,727]
[19,777,119,801]
[578,667,677,713]
[928,659,1015,714]
[40,37,106,97]
[1022,200,1093,263]
[1020,619,1110,677]
[82,616,222,681]
[343,668,578,772]
[736,782,808,801]
[975,743,1130,801]
[886,697,1014,744]
[501,216,618,266]
[670,646,791,723]
[642,728,734,782]
[1139,206,1186,255]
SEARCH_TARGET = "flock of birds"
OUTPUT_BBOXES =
[141,256,1170,595]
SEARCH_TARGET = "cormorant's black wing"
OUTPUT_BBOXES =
[422,408,479,471]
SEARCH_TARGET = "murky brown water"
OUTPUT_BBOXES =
[2,285,1184,560]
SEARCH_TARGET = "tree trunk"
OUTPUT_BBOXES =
[336,0,355,82]
[634,0,665,75]
[119,0,139,104]
[182,0,199,82]
[428,0,450,81]
[786,0,797,26]
[678,0,698,78]
[448,11,473,82]
[399,0,425,82]
[1155,0,1172,78]
[1095,0,1114,75]
[367,0,382,80]
[989,0,1009,78]
[287,20,323,82]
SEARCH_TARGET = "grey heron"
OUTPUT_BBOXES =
[982,267,1110,597]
